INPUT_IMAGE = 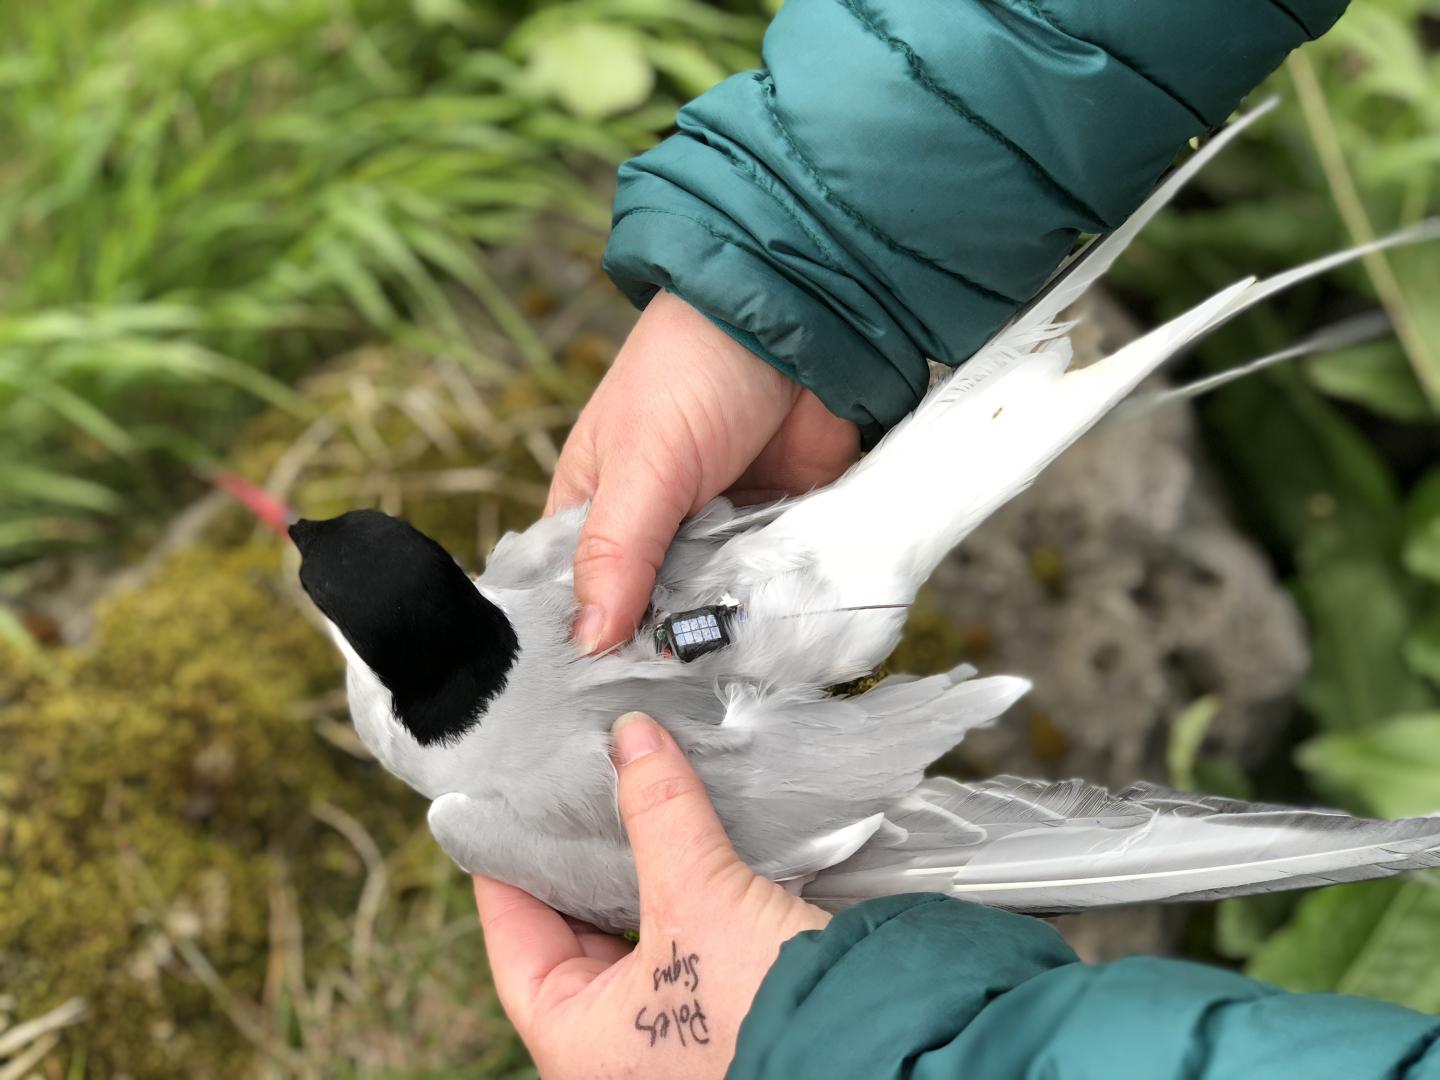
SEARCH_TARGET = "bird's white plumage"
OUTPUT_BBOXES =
[326,106,1440,931]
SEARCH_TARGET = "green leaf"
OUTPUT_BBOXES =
[1296,552,1435,731]
[1167,696,1219,792]
[0,462,121,513]
[1329,5,1433,106]
[643,38,729,97]
[1307,340,1432,422]
[1201,374,1400,558]
[1406,607,1440,685]
[525,24,654,120]
[0,366,138,455]
[1251,880,1440,1012]
[1390,245,1440,412]
[0,514,99,555]
[1299,713,1440,817]
[1404,469,1440,586]
[411,0,471,27]
[1190,760,1253,801]
[1215,893,1299,961]
[1360,133,1440,184]
[0,605,40,655]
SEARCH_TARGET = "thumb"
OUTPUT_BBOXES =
[612,712,750,915]
[572,459,693,651]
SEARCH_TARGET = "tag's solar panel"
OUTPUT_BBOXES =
[655,607,733,661]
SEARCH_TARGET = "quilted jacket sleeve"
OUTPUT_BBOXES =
[603,0,1350,444]
[728,895,1440,1079]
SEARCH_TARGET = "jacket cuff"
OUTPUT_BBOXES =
[729,894,1440,1080]
[726,895,1077,1079]
[603,119,945,446]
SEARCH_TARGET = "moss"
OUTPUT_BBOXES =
[0,542,429,1074]
[1028,544,1068,600]
[1,341,597,1074]
[888,589,989,676]
[1026,709,1071,766]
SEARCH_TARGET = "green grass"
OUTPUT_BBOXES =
[0,0,767,572]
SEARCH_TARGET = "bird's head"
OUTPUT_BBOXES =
[290,509,518,747]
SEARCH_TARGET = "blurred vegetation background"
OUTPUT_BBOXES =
[1,0,1438,1074]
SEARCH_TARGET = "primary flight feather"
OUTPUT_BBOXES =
[289,106,1440,931]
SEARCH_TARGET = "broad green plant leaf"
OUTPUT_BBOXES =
[1214,892,1300,961]
[1328,4,1434,108]
[643,38,729,97]
[1250,879,1440,1012]
[525,24,654,120]
[1308,341,1432,422]
[1406,607,1440,685]
[1200,375,1399,558]
[1404,469,1440,586]
[1298,712,1440,817]
[1166,696,1218,792]
[1296,551,1435,731]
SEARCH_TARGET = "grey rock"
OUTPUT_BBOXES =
[930,295,1308,788]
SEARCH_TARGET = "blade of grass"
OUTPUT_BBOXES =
[0,463,122,513]
[1288,51,1440,406]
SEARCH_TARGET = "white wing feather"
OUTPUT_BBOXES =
[806,776,1440,912]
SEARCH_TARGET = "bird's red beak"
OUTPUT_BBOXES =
[210,470,299,541]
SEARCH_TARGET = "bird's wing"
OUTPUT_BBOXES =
[428,790,646,931]
[698,667,1029,884]
[804,775,1440,912]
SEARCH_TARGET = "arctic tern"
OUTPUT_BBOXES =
[287,106,1440,932]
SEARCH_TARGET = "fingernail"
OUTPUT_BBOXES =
[574,605,605,653]
[612,712,663,765]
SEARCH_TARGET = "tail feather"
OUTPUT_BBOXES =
[771,212,1437,604]
[1116,310,1393,418]
[1008,98,1280,338]
[767,279,1254,599]
[721,104,1436,608]
[803,776,1440,913]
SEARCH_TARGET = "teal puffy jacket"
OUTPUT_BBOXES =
[604,0,1440,1074]
[729,896,1440,1078]
[604,0,1350,444]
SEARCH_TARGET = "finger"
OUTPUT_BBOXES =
[563,915,636,964]
[729,390,859,504]
[611,712,749,917]
[545,430,598,518]
[571,454,694,651]
[473,876,584,1025]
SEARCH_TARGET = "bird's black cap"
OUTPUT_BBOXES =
[291,509,518,746]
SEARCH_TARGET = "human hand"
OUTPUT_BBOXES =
[473,711,831,1079]
[548,291,859,651]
